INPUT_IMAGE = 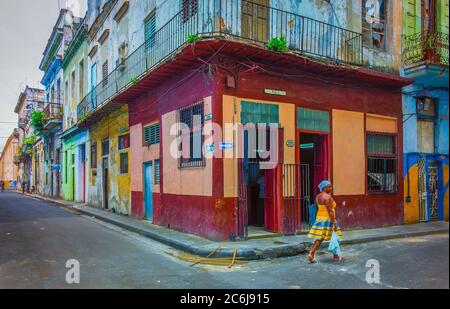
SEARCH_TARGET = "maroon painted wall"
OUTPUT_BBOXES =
[127,50,405,239]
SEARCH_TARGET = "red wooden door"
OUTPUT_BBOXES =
[313,135,328,196]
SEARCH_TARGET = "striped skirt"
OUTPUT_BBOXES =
[308,216,343,241]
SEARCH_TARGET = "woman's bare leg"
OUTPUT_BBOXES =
[308,240,323,262]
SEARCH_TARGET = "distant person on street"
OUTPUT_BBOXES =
[307,181,344,263]
[1,181,4,192]
[22,180,26,194]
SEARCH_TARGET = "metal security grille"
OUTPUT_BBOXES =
[179,102,204,168]
[428,162,439,220]
[144,124,160,145]
[367,157,397,193]
[120,152,128,174]
[418,157,428,222]
[282,164,301,235]
[367,134,397,193]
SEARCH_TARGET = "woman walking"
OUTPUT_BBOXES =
[307,180,344,263]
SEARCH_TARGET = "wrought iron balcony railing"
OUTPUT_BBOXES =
[402,31,449,67]
[44,102,63,121]
[77,0,363,120]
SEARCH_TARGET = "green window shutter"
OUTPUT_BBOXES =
[437,0,449,35]
[297,108,330,132]
[404,0,418,36]
[241,101,279,125]
[144,124,160,145]
[145,12,156,50]
[154,159,160,184]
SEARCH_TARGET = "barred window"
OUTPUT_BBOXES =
[120,153,129,174]
[180,101,204,168]
[145,11,156,50]
[367,134,397,193]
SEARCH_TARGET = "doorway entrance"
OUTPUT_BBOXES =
[298,132,329,230]
[238,127,282,239]
[144,162,153,221]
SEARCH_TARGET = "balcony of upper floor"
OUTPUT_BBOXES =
[77,0,410,124]
[402,30,449,87]
[43,101,64,131]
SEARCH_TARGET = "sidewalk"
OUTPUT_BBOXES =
[24,192,449,260]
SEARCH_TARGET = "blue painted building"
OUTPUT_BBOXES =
[401,0,449,223]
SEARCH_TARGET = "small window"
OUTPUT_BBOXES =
[120,153,129,174]
[181,0,198,23]
[119,134,130,150]
[90,142,97,169]
[180,101,204,168]
[416,97,437,119]
[71,71,76,102]
[367,134,397,193]
[79,60,84,99]
[102,61,108,87]
[362,0,387,50]
[144,123,160,145]
[154,159,160,184]
[102,139,110,156]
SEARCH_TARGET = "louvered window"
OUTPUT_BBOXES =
[145,11,156,50]
[102,61,108,87]
[154,159,160,184]
[144,123,160,145]
[182,0,198,23]
[180,101,204,168]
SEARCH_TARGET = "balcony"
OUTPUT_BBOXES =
[43,102,63,130]
[77,0,363,120]
[402,31,449,68]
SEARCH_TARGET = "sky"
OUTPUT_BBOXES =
[0,0,87,151]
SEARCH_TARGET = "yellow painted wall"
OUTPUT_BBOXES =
[404,163,420,224]
[222,95,296,198]
[366,114,398,133]
[332,110,365,196]
[88,105,130,215]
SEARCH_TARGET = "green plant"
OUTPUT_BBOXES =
[267,36,288,52]
[30,110,46,132]
[130,76,138,85]
[187,34,200,44]
[23,135,37,146]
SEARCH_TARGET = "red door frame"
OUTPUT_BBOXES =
[296,129,332,231]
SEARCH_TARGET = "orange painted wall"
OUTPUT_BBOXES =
[332,110,366,196]
[366,114,398,133]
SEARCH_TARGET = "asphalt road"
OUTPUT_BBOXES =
[0,192,448,289]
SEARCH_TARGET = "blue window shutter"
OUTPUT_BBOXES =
[144,123,160,145]
[145,12,156,50]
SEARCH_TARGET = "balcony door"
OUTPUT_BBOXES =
[241,0,270,43]
[421,0,437,32]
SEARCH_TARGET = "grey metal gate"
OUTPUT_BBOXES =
[300,164,311,233]
[282,164,300,235]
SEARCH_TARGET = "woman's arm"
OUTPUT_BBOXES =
[325,197,337,224]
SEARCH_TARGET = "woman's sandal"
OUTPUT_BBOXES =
[307,254,317,264]
[332,256,345,262]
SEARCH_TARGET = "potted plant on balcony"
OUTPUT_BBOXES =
[30,110,46,134]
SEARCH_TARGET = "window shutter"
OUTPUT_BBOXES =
[437,0,449,34]
[154,159,160,184]
[145,12,157,50]
[144,124,160,145]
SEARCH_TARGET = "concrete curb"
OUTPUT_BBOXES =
[23,193,449,261]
